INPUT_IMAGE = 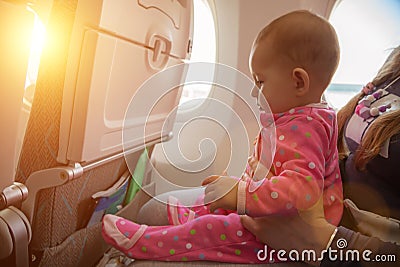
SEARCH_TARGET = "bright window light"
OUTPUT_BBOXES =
[326,0,400,110]
[25,7,46,91]
[15,8,46,169]
[179,0,216,106]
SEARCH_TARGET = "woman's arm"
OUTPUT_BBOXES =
[241,199,400,266]
[240,197,336,266]
[322,226,400,266]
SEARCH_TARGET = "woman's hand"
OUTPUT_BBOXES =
[240,197,336,266]
[202,175,239,212]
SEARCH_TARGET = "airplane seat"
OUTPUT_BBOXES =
[11,0,192,266]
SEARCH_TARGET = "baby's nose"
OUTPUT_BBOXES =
[251,86,259,98]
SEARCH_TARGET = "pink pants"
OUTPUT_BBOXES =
[102,196,280,264]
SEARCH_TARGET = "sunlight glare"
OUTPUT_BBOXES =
[25,7,46,89]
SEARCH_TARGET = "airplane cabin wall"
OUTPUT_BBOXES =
[151,0,243,194]
[151,0,339,194]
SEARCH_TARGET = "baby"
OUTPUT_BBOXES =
[102,10,343,264]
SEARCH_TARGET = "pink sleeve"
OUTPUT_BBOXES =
[237,116,329,217]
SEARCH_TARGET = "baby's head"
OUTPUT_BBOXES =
[250,10,340,113]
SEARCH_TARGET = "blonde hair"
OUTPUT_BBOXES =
[255,10,340,89]
[337,46,400,170]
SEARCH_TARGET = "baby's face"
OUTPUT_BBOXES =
[249,39,298,114]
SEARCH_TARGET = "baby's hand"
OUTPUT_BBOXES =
[202,175,238,212]
[248,156,274,180]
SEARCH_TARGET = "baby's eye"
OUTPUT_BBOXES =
[255,80,264,88]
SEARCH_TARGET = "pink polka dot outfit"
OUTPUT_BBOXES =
[103,213,271,263]
[102,103,343,263]
[238,104,343,224]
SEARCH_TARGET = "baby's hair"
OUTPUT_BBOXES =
[255,10,340,89]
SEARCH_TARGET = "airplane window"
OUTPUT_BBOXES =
[178,0,216,107]
[25,7,46,92]
[326,0,400,110]
[15,8,46,168]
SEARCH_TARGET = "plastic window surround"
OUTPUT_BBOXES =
[178,0,217,112]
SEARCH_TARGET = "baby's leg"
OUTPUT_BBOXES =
[135,196,169,225]
[136,187,205,225]
[167,192,237,225]
[102,213,278,264]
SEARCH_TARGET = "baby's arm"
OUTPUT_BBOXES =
[237,116,331,217]
[247,156,274,180]
[202,175,239,212]
[203,154,275,212]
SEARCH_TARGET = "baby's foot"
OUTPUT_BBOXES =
[167,196,196,225]
[192,193,231,215]
[102,214,148,257]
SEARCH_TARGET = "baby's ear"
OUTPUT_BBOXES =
[292,68,310,96]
